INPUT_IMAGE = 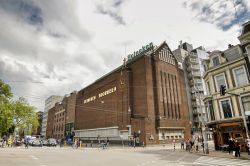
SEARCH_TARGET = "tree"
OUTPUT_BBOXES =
[0,79,38,136]
[12,97,39,135]
[0,79,13,136]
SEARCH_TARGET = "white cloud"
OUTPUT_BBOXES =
[0,0,249,112]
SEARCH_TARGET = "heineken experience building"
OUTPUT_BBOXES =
[74,41,191,145]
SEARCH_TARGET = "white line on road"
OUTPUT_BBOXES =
[30,155,38,160]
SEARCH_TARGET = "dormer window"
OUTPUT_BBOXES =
[212,56,220,66]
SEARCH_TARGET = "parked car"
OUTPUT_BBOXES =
[48,138,57,147]
[42,140,49,146]
[31,139,42,147]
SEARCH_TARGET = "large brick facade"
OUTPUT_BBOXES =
[74,42,191,145]
[46,107,55,138]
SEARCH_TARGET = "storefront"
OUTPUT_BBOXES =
[208,119,248,151]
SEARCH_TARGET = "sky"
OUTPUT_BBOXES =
[0,0,249,112]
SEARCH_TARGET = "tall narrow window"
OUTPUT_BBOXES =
[208,100,215,121]
[164,73,170,118]
[233,66,248,86]
[220,99,232,119]
[212,56,220,66]
[160,71,166,117]
[206,81,211,95]
[215,73,227,92]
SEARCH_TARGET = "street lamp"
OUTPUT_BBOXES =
[195,87,209,154]
[101,101,105,126]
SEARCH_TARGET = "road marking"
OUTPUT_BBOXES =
[176,152,189,162]
[194,156,250,166]
[30,155,38,160]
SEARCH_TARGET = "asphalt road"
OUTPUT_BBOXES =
[0,146,249,166]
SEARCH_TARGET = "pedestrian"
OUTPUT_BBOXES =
[74,139,77,149]
[173,139,176,150]
[235,140,240,157]
[106,138,109,148]
[194,138,199,152]
[90,140,93,147]
[181,140,184,150]
[24,138,29,149]
[7,138,12,147]
[228,137,234,154]
[101,140,105,150]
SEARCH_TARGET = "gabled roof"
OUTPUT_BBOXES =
[154,41,179,63]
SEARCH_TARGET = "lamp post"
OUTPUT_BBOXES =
[101,101,105,126]
[196,87,209,154]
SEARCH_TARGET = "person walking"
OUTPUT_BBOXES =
[228,137,234,154]
[173,139,176,150]
[7,138,12,147]
[24,138,29,149]
[181,140,184,150]
[235,140,241,157]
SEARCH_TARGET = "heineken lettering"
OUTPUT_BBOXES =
[127,42,154,61]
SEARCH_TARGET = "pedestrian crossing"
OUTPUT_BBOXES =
[194,156,250,166]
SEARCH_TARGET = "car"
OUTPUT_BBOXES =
[48,138,57,147]
[31,139,42,147]
[42,140,49,146]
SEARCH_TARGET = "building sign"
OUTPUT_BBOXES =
[127,42,154,61]
[99,87,116,98]
[83,86,117,104]
[84,96,96,104]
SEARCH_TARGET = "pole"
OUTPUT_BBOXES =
[197,88,209,154]
[238,95,250,139]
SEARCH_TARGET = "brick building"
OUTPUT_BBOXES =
[65,92,77,140]
[74,41,191,145]
[46,107,55,138]
[45,92,77,140]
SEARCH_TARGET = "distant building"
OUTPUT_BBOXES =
[46,92,77,140]
[52,101,65,139]
[41,95,63,137]
[46,107,55,138]
[203,43,250,151]
[64,91,77,141]
[173,42,208,135]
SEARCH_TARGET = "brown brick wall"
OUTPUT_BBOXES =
[74,42,191,144]
[65,92,77,124]
[46,107,55,138]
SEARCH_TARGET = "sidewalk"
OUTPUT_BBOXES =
[186,148,250,160]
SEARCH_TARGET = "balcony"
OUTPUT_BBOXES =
[187,71,201,79]
[187,64,200,71]
[193,109,198,115]
[192,102,198,108]
[189,52,198,58]
[187,58,199,64]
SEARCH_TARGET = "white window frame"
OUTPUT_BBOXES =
[212,56,220,67]
[219,98,233,119]
[206,81,210,95]
[214,73,227,92]
[232,65,249,87]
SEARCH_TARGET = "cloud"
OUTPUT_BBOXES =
[95,0,127,25]
[0,0,43,27]
[0,0,104,111]
[183,0,250,31]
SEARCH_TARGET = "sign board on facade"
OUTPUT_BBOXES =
[127,42,154,61]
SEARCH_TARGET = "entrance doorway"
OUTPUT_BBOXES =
[222,133,230,144]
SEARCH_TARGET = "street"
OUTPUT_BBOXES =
[0,146,249,166]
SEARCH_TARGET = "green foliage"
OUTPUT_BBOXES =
[12,97,39,134]
[0,79,38,136]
